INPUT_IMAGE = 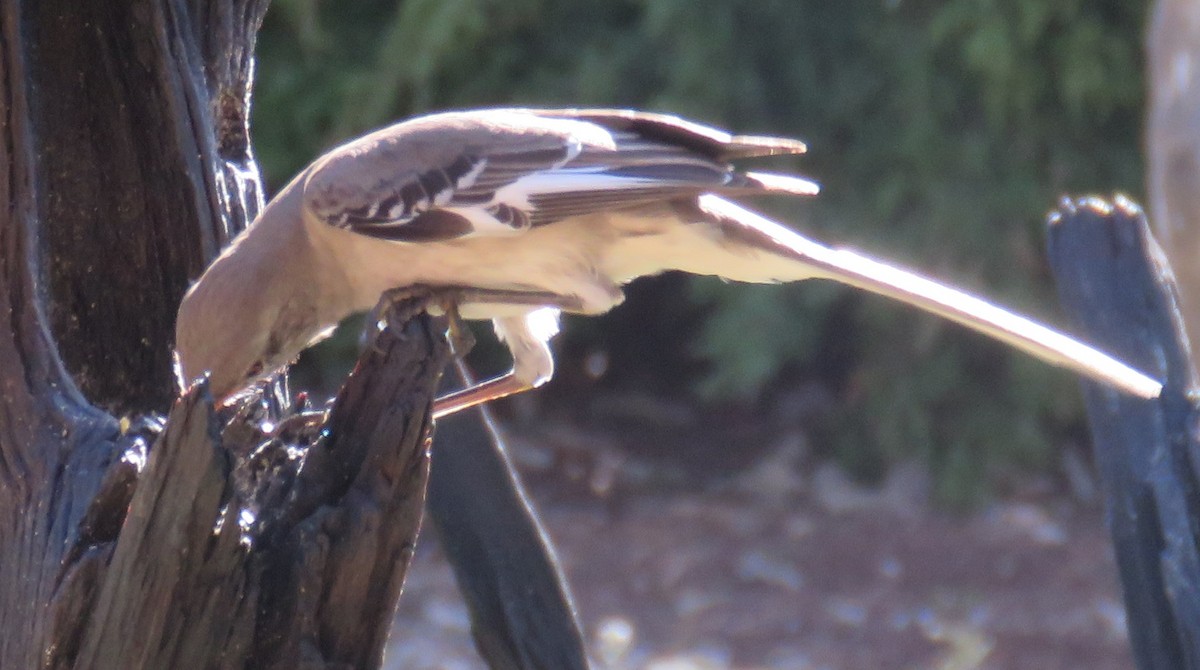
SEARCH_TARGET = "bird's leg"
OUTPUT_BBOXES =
[367,285,508,354]
[433,373,533,419]
[429,302,523,418]
[434,308,564,420]
[432,308,564,419]
[366,286,573,419]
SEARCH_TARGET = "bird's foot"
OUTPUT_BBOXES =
[365,285,482,358]
[370,284,447,335]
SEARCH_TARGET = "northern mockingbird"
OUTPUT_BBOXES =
[175,108,1161,415]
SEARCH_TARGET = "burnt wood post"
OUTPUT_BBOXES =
[1048,196,1200,669]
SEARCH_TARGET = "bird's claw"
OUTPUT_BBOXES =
[444,304,476,358]
[374,284,446,334]
[363,285,475,362]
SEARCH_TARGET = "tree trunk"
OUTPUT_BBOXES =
[0,1,449,667]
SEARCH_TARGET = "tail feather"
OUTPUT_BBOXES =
[533,108,809,160]
[711,171,820,199]
[722,134,809,159]
[741,171,821,197]
[695,195,1163,399]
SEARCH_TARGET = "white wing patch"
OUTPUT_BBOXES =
[455,157,489,190]
[491,169,663,210]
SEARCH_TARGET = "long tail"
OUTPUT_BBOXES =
[693,195,1162,399]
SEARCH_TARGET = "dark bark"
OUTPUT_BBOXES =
[43,305,447,670]
[1047,196,1200,669]
[22,0,266,415]
[247,309,446,669]
[0,1,450,668]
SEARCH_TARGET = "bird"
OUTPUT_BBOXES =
[174,107,1162,416]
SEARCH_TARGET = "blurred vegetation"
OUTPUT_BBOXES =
[254,0,1146,506]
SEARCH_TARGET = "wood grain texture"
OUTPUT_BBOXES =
[22,0,268,414]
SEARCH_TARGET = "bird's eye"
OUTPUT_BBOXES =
[245,361,265,378]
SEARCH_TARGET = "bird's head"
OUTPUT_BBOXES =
[174,280,284,404]
[173,180,336,404]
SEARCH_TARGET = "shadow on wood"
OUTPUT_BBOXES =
[429,364,590,670]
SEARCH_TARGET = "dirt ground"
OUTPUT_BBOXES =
[383,415,1134,670]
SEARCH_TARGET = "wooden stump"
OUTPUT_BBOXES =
[1048,196,1200,670]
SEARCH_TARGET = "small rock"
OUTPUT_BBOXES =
[594,615,636,667]
[736,549,804,591]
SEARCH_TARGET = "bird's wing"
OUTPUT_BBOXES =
[302,108,818,243]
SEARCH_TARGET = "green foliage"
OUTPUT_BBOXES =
[254,0,1146,505]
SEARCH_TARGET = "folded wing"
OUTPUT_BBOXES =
[301,108,817,243]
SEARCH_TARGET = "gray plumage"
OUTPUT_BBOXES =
[175,108,1160,412]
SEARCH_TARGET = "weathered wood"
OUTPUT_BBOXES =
[249,306,447,669]
[43,302,447,670]
[1047,196,1200,669]
[70,386,241,669]
[429,364,590,670]
[2,1,456,668]
[1,2,138,667]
